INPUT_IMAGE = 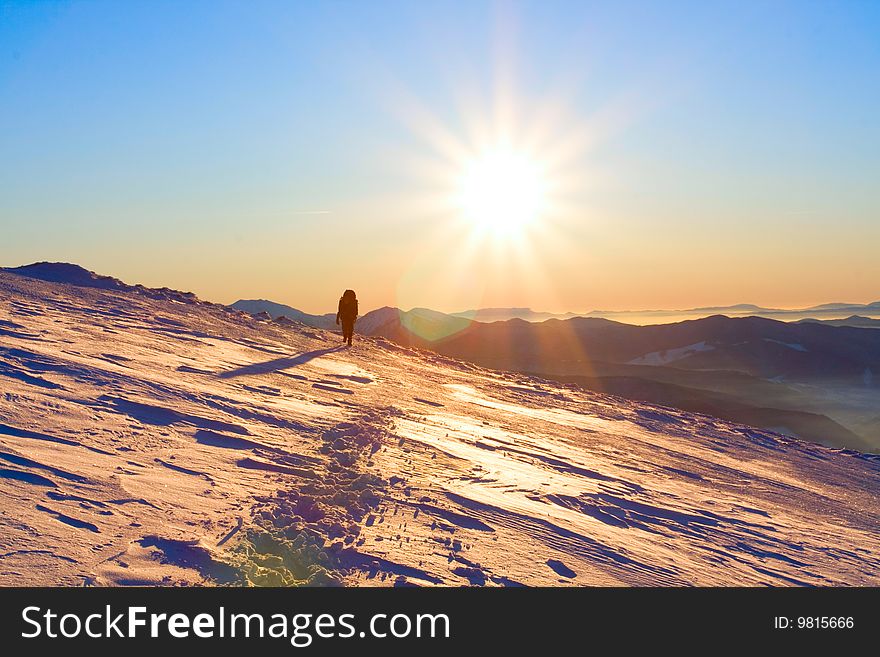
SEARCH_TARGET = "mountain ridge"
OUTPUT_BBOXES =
[6,266,878,451]
[2,266,879,586]
[232,297,880,328]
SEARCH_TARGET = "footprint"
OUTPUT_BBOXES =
[177,365,213,375]
[329,374,373,384]
[0,450,89,483]
[45,491,107,506]
[35,504,100,533]
[546,559,577,578]
[413,397,444,407]
[242,384,282,396]
[452,566,487,585]
[194,429,264,451]
[154,458,215,483]
[0,468,57,487]
[312,383,354,395]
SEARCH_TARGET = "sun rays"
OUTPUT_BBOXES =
[365,7,636,328]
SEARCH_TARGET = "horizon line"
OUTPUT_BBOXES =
[2,261,878,319]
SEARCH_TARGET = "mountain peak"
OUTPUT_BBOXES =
[4,262,126,290]
[4,261,201,304]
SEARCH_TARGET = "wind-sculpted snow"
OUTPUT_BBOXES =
[0,271,878,586]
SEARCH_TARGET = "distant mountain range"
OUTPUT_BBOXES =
[585,301,880,325]
[439,300,880,324]
[368,313,880,385]
[230,299,880,389]
[231,297,880,452]
[450,307,584,322]
[234,297,880,329]
[386,313,880,451]
[799,315,880,329]
[231,299,337,329]
[232,299,880,367]
[230,300,475,340]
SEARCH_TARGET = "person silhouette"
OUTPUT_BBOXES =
[336,289,358,346]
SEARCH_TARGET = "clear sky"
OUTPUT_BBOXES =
[1,0,878,314]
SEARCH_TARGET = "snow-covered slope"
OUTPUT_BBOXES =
[1,269,878,586]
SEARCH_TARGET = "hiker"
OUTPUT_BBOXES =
[336,289,358,346]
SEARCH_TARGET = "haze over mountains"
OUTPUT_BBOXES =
[446,300,880,325]
[582,301,880,325]
[236,298,880,327]
[800,316,880,329]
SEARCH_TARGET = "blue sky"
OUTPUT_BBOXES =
[1,1,878,312]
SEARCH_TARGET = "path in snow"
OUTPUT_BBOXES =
[1,271,879,586]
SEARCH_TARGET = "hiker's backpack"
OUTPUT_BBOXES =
[340,291,358,319]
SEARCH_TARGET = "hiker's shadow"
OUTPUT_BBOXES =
[217,346,344,379]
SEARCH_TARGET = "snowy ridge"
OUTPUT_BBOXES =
[1,270,879,586]
[3,262,203,305]
[627,341,716,366]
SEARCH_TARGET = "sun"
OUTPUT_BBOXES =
[455,147,547,236]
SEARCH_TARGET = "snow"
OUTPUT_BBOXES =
[763,338,809,352]
[1,270,879,586]
[628,341,715,366]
